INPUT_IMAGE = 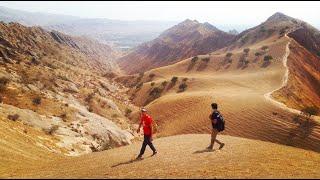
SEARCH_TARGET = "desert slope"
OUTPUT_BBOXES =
[2,134,319,178]
[118,32,320,152]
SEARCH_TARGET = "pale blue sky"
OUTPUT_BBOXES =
[1,1,319,29]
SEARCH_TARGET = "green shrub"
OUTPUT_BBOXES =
[264,55,273,62]
[178,83,188,92]
[60,113,67,120]
[44,125,59,135]
[31,57,40,65]
[317,52,320,57]
[149,87,162,97]
[171,77,178,84]
[0,77,9,92]
[182,78,188,82]
[301,106,318,117]
[125,108,132,117]
[255,52,262,57]
[279,28,286,35]
[32,97,42,105]
[161,81,168,87]
[243,48,250,54]
[226,52,233,58]
[261,46,269,51]
[202,57,210,63]
[7,114,19,121]
[191,56,198,63]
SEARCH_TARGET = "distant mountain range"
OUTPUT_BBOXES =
[0,6,80,26]
[117,19,236,74]
[45,19,178,51]
[0,6,177,50]
[118,12,320,74]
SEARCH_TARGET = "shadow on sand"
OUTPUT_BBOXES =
[111,154,155,168]
[193,149,215,154]
[111,158,143,168]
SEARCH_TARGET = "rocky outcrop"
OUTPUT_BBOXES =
[0,100,133,156]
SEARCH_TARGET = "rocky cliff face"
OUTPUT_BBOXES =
[288,23,320,57]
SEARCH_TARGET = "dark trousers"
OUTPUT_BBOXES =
[139,135,156,156]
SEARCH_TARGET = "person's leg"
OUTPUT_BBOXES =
[137,136,148,158]
[207,129,215,149]
[213,129,225,149]
[208,129,222,149]
[145,135,157,154]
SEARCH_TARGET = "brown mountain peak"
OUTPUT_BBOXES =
[180,19,199,25]
[267,12,292,22]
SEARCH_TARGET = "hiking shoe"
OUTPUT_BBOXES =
[206,145,213,150]
[219,143,225,150]
[152,151,158,156]
[136,155,143,160]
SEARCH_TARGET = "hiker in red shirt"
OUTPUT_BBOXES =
[136,107,157,159]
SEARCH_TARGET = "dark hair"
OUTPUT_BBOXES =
[211,103,218,109]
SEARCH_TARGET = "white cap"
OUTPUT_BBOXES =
[141,107,147,112]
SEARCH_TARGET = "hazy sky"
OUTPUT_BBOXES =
[1,1,319,30]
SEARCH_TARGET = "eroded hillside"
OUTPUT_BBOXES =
[0,22,138,156]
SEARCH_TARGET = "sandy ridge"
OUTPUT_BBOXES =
[264,34,320,122]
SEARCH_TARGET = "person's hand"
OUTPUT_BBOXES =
[150,136,153,141]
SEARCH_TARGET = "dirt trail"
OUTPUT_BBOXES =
[264,35,320,122]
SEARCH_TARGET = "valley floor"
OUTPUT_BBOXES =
[2,134,319,178]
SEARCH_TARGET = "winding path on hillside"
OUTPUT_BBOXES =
[264,35,320,122]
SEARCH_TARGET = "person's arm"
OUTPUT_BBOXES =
[209,114,217,124]
[149,124,153,141]
[137,115,142,133]
[211,113,217,124]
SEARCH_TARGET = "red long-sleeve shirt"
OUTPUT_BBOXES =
[140,114,153,135]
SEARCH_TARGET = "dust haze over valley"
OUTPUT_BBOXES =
[0,2,320,179]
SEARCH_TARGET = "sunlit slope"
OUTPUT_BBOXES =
[0,115,65,176]
[3,134,319,178]
[124,36,320,152]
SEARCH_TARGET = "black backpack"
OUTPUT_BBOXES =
[210,111,225,132]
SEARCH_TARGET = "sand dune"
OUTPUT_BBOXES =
[2,134,319,178]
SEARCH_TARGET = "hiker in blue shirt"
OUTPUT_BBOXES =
[207,103,225,150]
